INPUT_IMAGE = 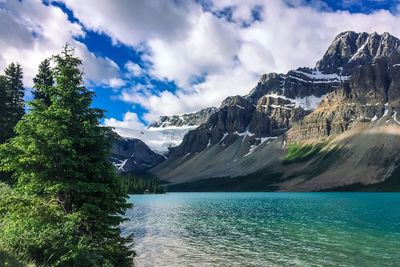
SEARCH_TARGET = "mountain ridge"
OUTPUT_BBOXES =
[114,31,400,191]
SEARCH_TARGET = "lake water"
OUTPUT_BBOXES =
[121,193,400,266]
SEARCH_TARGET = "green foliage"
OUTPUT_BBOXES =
[121,175,165,194]
[0,183,35,267]
[282,143,325,164]
[282,142,346,180]
[0,248,36,267]
[0,45,133,266]
[33,58,53,106]
[0,76,8,135]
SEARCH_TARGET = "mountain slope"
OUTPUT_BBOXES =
[151,31,400,191]
[110,134,165,174]
[111,107,217,156]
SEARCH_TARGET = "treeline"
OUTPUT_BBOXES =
[0,46,133,266]
[121,174,165,194]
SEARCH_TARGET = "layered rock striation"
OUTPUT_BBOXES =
[150,31,400,190]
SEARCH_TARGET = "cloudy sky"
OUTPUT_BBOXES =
[1,0,400,129]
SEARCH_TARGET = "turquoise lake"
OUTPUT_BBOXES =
[121,193,400,266]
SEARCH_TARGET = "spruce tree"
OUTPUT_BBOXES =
[0,75,9,143]
[0,76,13,183]
[33,58,53,106]
[0,46,133,266]
[4,62,24,124]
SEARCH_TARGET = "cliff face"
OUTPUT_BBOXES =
[249,95,309,137]
[148,31,400,191]
[247,68,345,104]
[316,32,400,75]
[110,135,165,174]
[288,58,400,142]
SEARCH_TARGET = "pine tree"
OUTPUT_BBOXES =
[33,58,53,106]
[0,46,133,266]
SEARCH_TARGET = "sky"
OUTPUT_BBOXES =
[1,0,400,129]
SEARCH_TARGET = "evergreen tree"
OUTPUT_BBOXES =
[0,46,133,266]
[0,75,9,143]
[0,63,24,143]
[0,76,13,183]
[4,62,24,124]
[33,58,53,106]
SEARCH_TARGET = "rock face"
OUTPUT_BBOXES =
[247,68,346,104]
[110,135,165,174]
[288,49,400,143]
[249,95,309,137]
[316,31,400,75]
[150,31,400,191]
[148,107,218,128]
[168,94,308,159]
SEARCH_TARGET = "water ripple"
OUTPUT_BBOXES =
[121,193,400,267]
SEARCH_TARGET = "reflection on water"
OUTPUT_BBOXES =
[121,193,400,267]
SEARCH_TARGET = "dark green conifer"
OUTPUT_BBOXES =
[0,63,24,143]
[33,58,53,106]
[0,45,133,266]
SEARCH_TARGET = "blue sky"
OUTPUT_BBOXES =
[1,0,400,129]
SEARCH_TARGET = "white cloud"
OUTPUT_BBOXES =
[110,0,400,126]
[118,65,258,123]
[143,11,239,88]
[0,0,120,88]
[125,61,143,77]
[61,0,195,46]
[104,112,146,129]
[8,0,400,127]
[108,78,126,88]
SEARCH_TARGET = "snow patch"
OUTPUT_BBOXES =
[263,93,326,110]
[244,137,277,157]
[349,40,368,62]
[220,132,229,143]
[233,130,255,137]
[291,70,350,82]
[112,125,198,154]
[381,103,389,119]
[115,159,128,172]
[263,104,292,110]
[235,105,245,109]
[393,112,400,125]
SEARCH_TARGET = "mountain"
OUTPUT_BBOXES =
[110,134,165,174]
[110,107,217,173]
[148,107,217,128]
[150,31,400,191]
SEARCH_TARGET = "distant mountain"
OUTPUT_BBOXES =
[110,134,165,174]
[150,31,400,191]
[110,107,217,174]
[148,107,218,128]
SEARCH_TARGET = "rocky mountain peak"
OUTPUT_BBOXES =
[221,95,254,109]
[110,135,165,174]
[316,31,400,75]
[149,107,218,128]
